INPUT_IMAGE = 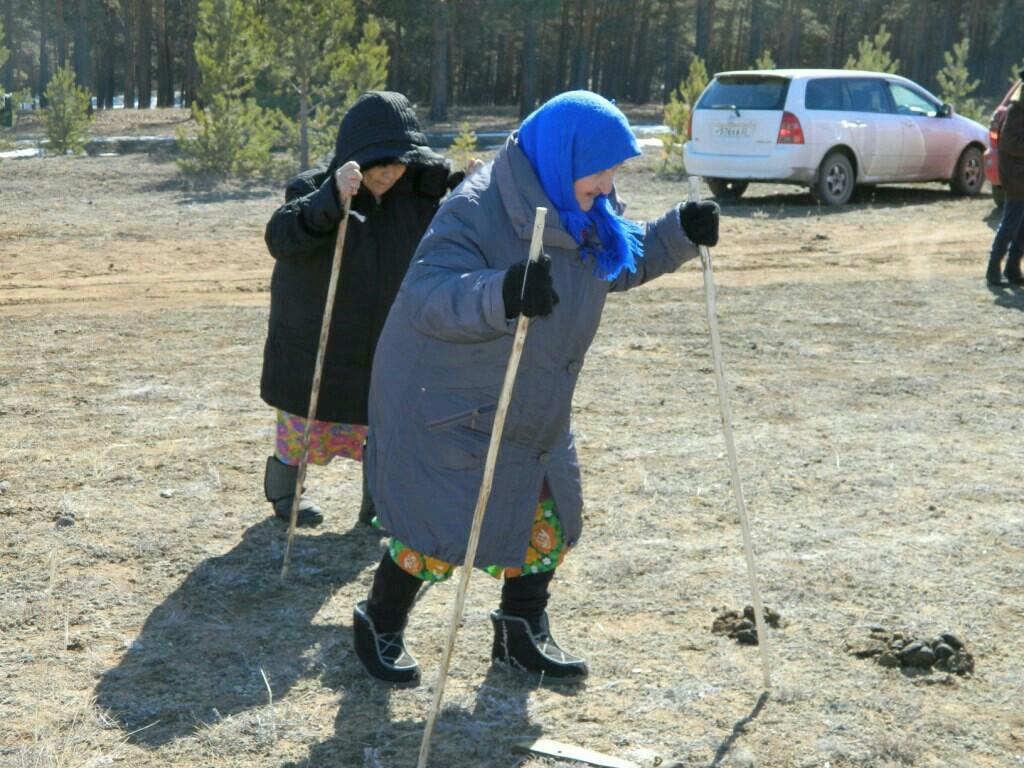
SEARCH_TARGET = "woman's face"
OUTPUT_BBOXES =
[363,163,407,199]
[573,163,623,212]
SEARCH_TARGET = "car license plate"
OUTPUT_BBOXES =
[713,122,753,139]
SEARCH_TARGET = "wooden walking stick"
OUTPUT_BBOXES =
[687,176,773,692]
[416,207,548,768]
[280,196,351,579]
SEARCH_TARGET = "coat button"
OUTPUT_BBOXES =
[538,452,550,464]
[567,360,582,374]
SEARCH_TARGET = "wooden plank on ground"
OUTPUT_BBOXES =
[513,738,641,768]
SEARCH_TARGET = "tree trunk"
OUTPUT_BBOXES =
[39,0,51,104]
[387,20,402,93]
[55,0,67,69]
[73,0,91,87]
[3,0,16,91]
[299,80,310,170]
[518,4,537,118]
[121,0,136,108]
[555,0,571,92]
[661,0,679,100]
[571,0,596,90]
[429,0,448,121]
[182,0,199,108]
[155,0,172,106]
[136,0,151,108]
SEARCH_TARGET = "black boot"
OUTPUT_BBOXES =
[987,256,1007,287]
[263,456,323,526]
[490,570,587,682]
[353,554,422,684]
[1005,252,1024,284]
[358,452,375,526]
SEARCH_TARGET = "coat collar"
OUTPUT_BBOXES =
[493,134,579,251]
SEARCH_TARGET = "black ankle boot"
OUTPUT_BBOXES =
[1005,253,1024,284]
[353,554,423,684]
[263,456,323,526]
[987,257,1008,287]
[353,601,420,684]
[490,610,588,682]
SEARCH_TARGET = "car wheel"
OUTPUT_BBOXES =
[992,185,1005,209]
[706,178,749,200]
[950,146,983,196]
[812,151,855,205]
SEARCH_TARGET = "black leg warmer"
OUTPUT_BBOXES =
[365,552,423,634]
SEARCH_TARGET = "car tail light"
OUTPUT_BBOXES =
[989,129,999,142]
[777,111,804,144]
[687,109,693,140]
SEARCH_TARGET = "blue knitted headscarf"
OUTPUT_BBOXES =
[518,91,644,281]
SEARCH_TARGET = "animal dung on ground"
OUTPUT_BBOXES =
[847,626,975,676]
[711,605,783,645]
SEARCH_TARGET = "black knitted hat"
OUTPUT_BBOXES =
[331,91,445,171]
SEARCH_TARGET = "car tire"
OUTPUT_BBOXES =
[811,151,855,205]
[706,178,749,200]
[992,185,1005,209]
[950,146,983,196]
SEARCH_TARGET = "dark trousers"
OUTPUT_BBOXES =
[990,198,1024,262]
[366,552,554,633]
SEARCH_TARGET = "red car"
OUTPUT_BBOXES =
[984,78,1023,207]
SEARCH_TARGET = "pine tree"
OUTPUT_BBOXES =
[42,65,92,153]
[844,24,899,74]
[177,0,284,177]
[662,57,708,172]
[266,0,389,170]
[936,38,982,122]
[449,121,477,170]
[753,49,775,70]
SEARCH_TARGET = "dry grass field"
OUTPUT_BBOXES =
[1,121,1022,768]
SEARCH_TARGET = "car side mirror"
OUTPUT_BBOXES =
[938,103,953,118]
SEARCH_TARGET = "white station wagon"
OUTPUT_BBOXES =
[682,68,989,204]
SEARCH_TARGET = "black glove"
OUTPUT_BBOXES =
[679,201,720,247]
[502,254,559,319]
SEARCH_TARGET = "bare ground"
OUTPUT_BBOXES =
[1,144,1023,768]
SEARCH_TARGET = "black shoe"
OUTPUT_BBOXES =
[353,601,420,684]
[1005,253,1024,285]
[264,456,323,527]
[490,610,588,683]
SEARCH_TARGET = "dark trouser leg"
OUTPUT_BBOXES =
[353,553,423,683]
[989,199,1024,285]
[491,569,587,682]
[358,439,375,525]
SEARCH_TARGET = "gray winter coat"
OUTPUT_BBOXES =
[365,135,698,566]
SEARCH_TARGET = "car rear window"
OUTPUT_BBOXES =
[697,76,789,111]
[805,78,848,110]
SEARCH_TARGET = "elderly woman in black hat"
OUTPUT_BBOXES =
[260,91,473,526]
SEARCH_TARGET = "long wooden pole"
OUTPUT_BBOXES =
[687,176,772,692]
[281,200,350,579]
[416,207,548,768]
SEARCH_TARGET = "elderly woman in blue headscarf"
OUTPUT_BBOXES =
[353,91,720,684]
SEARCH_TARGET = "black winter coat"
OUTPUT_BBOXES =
[260,163,454,424]
[999,97,1024,201]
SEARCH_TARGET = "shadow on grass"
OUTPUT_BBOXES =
[990,282,1024,310]
[94,518,379,747]
[707,690,769,768]
[288,664,562,767]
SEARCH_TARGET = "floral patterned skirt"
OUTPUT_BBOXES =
[387,487,568,582]
[274,409,368,465]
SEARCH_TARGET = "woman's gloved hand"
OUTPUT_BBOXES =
[679,201,720,247]
[502,254,560,319]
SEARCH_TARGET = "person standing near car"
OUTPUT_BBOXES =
[260,91,472,527]
[987,71,1024,287]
